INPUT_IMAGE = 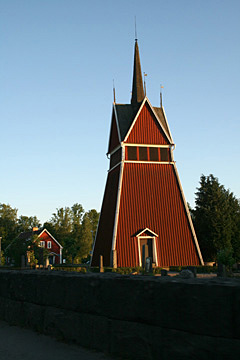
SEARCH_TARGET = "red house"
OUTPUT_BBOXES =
[92,40,203,268]
[18,228,63,265]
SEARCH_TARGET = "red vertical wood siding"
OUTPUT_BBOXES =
[39,231,61,264]
[91,165,120,266]
[108,112,120,153]
[125,103,170,145]
[115,163,200,267]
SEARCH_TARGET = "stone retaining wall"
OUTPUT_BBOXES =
[0,270,239,359]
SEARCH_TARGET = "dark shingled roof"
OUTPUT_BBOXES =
[153,107,172,141]
[17,229,42,241]
[115,104,139,141]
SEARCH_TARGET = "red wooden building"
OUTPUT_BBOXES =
[91,40,203,268]
[18,228,63,265]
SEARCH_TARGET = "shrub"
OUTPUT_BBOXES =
[53,266,87,273]
[0,251,5,266]
[112,267,133,274]
[217,248,235,270]
[169,265,218,274]
[169,266,182,272]
[152,267,162,274]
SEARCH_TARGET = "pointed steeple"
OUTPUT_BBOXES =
[131,40,144,107]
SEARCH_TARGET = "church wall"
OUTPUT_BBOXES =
[91,165,120,267]
[125,102,170,145]
[116,163,201,267]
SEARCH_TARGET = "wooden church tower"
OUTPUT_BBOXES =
[91,40,203,268]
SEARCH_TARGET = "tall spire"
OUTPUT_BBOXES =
[131,40,144,107]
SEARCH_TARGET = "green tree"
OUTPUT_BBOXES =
[44,203,86,263]
[18,215,41,233]
[44,204,99,264]
[49,206,72,240]
[217,248,235,270]
[228,195,240,262]
[71,203,84,226]
[0,251,5,266]
[8,235,28,267]
[0,203,18,249]
[78,214,92,261]
[193,174,240,262]
[85,209,100,244]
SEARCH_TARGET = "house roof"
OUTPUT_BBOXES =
[17,229,42,241]
[114,104,135,141]
[17,228,63,249]
[153,106,172,141]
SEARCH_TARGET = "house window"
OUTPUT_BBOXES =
[40,241,45,248]
[47,241,52,249]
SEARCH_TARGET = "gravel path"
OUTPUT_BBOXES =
[0,320,113,360]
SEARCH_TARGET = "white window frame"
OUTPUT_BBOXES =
[40,241,45,248]
[47,241,52,249]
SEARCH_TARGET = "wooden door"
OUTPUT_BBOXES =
[140,238,153,266]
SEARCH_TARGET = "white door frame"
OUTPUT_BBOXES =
[137,236,158,267]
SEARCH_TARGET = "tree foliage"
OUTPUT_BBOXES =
[18,216,41,233]
[0,202,100,265]
[193,174,240,262]
[0,204,19,248]
[85,209,99,242]
[44,204,99,263]
[0,204,42,251]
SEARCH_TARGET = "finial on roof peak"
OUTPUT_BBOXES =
[135,16,137,41]
[113,79,116,104]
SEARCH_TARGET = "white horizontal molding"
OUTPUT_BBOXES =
[124,161,175,165]
[123,143,173,148]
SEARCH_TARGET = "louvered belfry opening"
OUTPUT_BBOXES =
[91,40,203,268]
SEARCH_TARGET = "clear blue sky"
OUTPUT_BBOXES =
[1,0,240,224]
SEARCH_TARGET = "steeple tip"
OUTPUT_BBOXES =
[131,40,144,107]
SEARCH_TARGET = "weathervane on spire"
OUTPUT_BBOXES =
[144,72,147,96]
[160,84,164,107]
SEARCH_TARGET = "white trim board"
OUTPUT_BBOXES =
[124,97,173,145]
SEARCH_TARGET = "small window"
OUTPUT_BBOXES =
[149,147,159,161]
[40,241,45,248]
[127,146,137,160]
[160,148,169,161]
[47,241,52,249]
[139,147,148,161]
